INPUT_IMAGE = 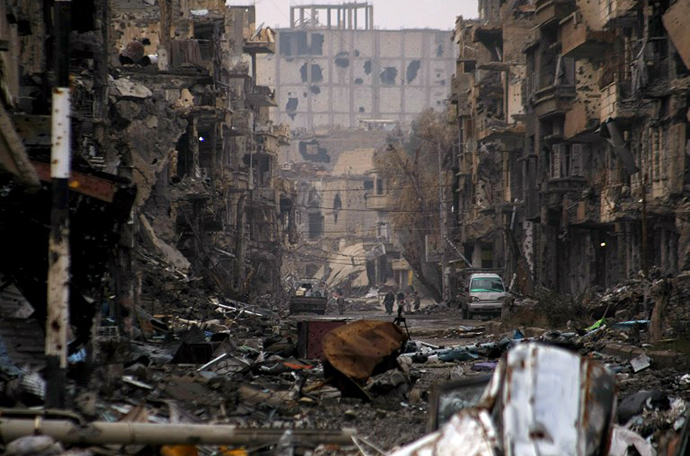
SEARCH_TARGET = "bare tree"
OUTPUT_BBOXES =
[375,109,457,302]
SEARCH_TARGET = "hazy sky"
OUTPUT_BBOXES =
[231,0,479,30]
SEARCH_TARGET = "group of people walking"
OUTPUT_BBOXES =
[383,289,420,315]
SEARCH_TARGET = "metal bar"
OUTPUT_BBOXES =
[0,419,356,446]
[31,160,118,203]
[46,0,72,410]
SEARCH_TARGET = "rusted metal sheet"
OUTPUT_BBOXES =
[322,320,407,382]
[31,160,118,203]
[389,409,498,456]
[297,320,347,360]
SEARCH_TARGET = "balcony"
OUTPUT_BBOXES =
[566,199,602,227]
[564,98,601,139]
[255,130,279,156]
[365,194,390,211]
[477,119,525,143]
[245,85,277,108]
[170,39,212,73]
[243,27,276,54]
[274,124,291,145]
[545,176,588,194]
[600,82,636,122]
[535,0,576,29]
[475,70,504,99]
[532,84,576,119]
[225,110,251,136]
[258,187,278,203]
[600,0,638,29]
[560,14,615,59]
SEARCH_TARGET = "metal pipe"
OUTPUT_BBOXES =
[0,419,356,446]
[46,0,72,409]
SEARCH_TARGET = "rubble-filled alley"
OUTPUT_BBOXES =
[1,0,690,455]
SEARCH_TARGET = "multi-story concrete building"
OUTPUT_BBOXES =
[0,0,295,345]
[451,0,690,295]
[257,2,456,131]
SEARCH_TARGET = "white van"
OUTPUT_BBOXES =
[460,272,507,319]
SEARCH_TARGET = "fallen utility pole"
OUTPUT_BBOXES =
[45,0,72,409]
[0,419,356,446]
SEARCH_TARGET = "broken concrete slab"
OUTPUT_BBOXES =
[110,77,153,98]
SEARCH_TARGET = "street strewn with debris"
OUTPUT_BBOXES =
[3,273,690,455]
[2,0,690,455]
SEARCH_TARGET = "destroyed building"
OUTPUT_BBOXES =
[0,0,295,347]
[450,0,690,295]
[256,2,456,131]
[281,144,412,293]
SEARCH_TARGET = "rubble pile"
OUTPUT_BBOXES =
[3,276,690,455]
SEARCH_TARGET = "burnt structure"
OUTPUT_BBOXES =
[0,1,294,345]
[450,0,690,295]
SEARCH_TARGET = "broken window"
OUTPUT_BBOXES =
[257,155,272,187]
[333,193,342,223]
[363,180,374,190]
[308,212,324,239]
[551,144,586,179]
[377,222,389,241]
[194,23,216,61]
[376,178,385,195]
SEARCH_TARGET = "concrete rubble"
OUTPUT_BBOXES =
[0,269,688,454]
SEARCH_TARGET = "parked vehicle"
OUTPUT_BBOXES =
[288,279,328,315]
[457,270,507,319]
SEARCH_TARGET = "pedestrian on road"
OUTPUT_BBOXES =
[396,290,405,315]
[384,290,395,315]
[412,291,421,312]
[336,291,346,315]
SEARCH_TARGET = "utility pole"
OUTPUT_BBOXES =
[46,0,71,409]
[437,142,448,303]
[641,173,649,279]
[641,173,650,317]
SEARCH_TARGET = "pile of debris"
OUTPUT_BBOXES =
[3,272,690,455]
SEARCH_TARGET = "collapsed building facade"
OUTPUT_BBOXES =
[280,140,412,293]
[0,0,294,348]
[259,2,456,294]
[451,0,690,295]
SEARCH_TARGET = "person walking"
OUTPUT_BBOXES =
[412,291,421,312]
[383,290,395,315]
[396,290,405,315]
[336,291,346,315]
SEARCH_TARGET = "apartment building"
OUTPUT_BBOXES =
[451,0,690,295]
